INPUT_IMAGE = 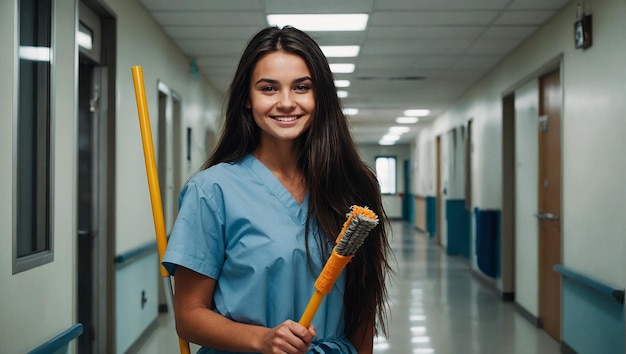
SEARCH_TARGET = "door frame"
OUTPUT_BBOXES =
[501,94,516,301]
[501,55,563,335]
[537,67,563,340]
[77,2,117,352]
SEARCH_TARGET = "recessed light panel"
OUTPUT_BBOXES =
[396,116,419,124]
[342,108,359,115]
[329,63,355,73]
[403,109,430,117]
[321,46,360,57]
[267,14,369,31]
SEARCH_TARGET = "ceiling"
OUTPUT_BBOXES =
[138,0,571,144]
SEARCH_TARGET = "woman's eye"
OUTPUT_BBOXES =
[295,85,310,92]
[261,86,276,92]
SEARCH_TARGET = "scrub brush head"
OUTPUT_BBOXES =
[335,205,379,256]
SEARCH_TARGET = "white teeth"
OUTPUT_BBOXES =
[274,116,298,122]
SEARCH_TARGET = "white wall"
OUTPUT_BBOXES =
[559,0,626,287]
[411,0,626,293]
[514,79,540,316]
[0,1,78,353]
[413,126,436,197]
[105,0,223,254]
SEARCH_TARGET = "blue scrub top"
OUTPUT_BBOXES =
[162,154,356,354]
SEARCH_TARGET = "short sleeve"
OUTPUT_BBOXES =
[161,180,225,280]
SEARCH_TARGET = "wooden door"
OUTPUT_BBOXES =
[538,69,562,340]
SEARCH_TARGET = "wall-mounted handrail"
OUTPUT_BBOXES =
[28,323,83,354]
[114,240,157,266]
[553,264,625,304]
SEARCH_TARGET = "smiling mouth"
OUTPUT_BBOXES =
[271,116,300,122]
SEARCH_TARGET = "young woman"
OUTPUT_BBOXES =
[162,26,393,354]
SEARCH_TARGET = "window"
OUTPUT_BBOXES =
[14,0,53,272]
[375,156,397,194]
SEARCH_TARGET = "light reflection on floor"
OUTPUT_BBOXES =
[372,221,559,354]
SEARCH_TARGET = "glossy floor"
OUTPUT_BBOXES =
[130,221,559,354]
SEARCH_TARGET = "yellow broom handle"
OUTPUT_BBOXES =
[299,251,353,327]
[131,66,168,278]
[131,66,191,354]
[299,290,325,327]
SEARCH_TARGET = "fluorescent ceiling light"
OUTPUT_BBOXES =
[342,108,359,115]
[19,46,51,62]
[321,45,360,57]
[378,140,396,146]
[77,31,93,50]
[267,14,369,31]
[329,63,355,73]
[78,22,93,50]
[396,116,419,124]
[337,90,349,98]
[403,109,431,117]
[382,134,400,141]
[389,126,410,134]
[335,80,350,88]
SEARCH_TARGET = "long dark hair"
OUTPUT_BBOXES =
[204,26,393,342]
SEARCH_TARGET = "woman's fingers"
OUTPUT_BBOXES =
[262,320,316,354]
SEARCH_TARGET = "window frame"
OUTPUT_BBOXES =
[13,0,55,273]
[375,155,398,195]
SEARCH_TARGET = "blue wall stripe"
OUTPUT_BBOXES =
[561,277,625,354]
[28,324,83,354]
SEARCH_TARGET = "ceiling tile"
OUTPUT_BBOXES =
[493,10,558,25]
[480,25,539,38]
[507,0,571,10]
[371,11,500,25]
[139,0,264,11]
[366,25,487,39]
[465,37,525,55]
[427,39,474,55]
[151,11,266,27]
[163,26,267,40]
[374,0,511,10]
[360,39,433,55]
[264,0,374,13]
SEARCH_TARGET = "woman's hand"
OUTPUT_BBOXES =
[260,320,317,354]
[174,266,317,353]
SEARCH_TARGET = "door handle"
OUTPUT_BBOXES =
[534,212,559,221]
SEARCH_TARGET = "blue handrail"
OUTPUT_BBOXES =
[28,323,83,354]
[115,240,157,265]
[553,264,625,304]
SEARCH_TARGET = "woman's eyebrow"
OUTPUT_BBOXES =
[254,78,278,85]
[294,76,313,83]
[254,76,312,86]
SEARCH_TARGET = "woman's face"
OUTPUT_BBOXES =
[247,51,315,144]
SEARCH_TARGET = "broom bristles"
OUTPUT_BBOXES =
[335,205,379,256]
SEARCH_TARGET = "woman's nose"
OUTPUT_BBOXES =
[276,92,296,110]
